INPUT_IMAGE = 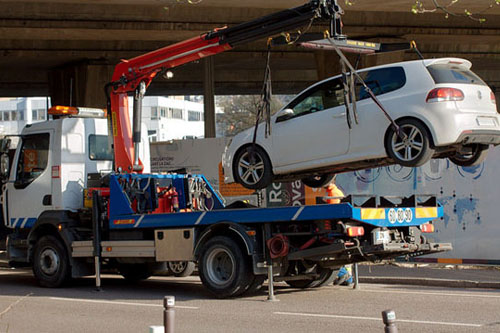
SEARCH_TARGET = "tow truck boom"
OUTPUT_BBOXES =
[107,0,343,173]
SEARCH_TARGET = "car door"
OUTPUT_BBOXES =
[348,66,408,157]
[5,132,53,229]
[272,78,350,168]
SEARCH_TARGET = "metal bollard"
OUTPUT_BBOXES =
[382,309,398,333]
[164,296,175,333]
[353,263,360,290]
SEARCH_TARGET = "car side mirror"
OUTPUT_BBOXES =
[0,138,10,154]
[276,108,294,122]
[0,153,9,180]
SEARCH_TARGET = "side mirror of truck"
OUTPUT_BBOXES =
[0,138,10,154]
[0,153,9,180]
[275,108,294,123]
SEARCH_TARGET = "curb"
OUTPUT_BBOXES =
[359,276,500,289]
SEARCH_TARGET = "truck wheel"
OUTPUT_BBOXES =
[198,236,253,298]
[119,264,152,282]
[311,268,338,288]
[167,261,195,277]
[243,275,266,296]
[285,265,335,289]
[33,235,70,288]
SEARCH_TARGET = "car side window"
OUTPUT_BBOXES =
[281,79,344,121]
[356,67,406,101]
[14,133,49,189]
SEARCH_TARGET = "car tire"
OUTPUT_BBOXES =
[385,119,434,167]
[449,144,489,167]
[198,236,253,298]
[302,174,334,188]
[33,235,71,288]
[233,145,273,190]
[167,261,195,277]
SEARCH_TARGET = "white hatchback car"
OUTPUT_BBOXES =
[222,58,500,189]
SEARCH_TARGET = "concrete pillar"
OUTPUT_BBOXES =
[203,57,216,138]
[48,62,112,108]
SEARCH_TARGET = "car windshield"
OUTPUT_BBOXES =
[426,64,486,86]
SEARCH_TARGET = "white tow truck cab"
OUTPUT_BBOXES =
[3,108,111,228]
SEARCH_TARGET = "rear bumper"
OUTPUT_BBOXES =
[456,130,500,145]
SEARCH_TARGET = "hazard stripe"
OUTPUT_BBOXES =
[360,208,385,220]
[415,207,437,218]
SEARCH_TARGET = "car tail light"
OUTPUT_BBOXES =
[426,88,464,103]
[347,226,365,237]
[420,223,435,233]
[491,91,497,105]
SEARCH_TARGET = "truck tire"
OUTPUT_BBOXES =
[243,275,266,296]
[119,264,153,282]
[33,235,71,288]
[198,236,253,298]
[167,261,195,277]
[286,266,335,289]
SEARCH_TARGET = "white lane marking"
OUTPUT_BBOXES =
[195,211,206,225]
[133,215,145,228]
[274,312,482,328]
[291,206,304,221]
[357,287,500,299]
[49,297,199,309]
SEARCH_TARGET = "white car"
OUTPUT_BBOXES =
[222,58,500,189]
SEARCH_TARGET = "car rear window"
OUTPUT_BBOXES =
[426,64,486,86]
[356,66,406,100]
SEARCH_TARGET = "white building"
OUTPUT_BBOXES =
[131,96,212,142]
[0,97,49,135]
[0,96,212,142]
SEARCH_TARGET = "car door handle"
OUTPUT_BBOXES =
[332,113,346,118]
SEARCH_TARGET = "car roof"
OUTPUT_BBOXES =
[312,57,472,88]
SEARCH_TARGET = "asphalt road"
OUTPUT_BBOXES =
[1,267,500,333]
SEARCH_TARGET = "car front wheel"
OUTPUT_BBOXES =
[449,144,489,167]
[233,146,273,190]
[386,119,434,167]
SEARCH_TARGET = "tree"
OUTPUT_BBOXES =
[411,0,500,23]
[216,95,288,137]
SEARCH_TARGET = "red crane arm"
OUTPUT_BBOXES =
[107,0,342,173]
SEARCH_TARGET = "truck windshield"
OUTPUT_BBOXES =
[427,64,486,86]
[89,135,113,161]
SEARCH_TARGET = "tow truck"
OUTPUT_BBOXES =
[0,0,451,298]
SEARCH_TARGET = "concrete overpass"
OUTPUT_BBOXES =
[0,0,499,108]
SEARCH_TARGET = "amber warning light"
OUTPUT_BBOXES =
[49,105,107,118]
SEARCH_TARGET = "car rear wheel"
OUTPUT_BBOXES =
[233,146,273,190]
[301,174,334,188]
[386,119,434,167]
[449,144,489,167]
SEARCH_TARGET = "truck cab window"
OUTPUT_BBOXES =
[89,134,113,161]
[15,133,49,189]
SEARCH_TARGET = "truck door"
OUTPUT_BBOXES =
[5,132,53,229]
